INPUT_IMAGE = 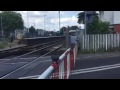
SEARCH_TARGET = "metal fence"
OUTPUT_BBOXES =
[38,42,78,79]
[81,34,120,52]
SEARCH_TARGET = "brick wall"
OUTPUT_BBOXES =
[114,24,120,33]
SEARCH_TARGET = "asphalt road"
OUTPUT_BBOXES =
[0,56,52,79]
[2,50,120,79]
[69,52,120,79]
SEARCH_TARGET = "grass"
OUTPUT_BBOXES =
[0,40,9,49]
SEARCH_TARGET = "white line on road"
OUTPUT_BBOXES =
[19,75,40,79]
[3,59,51,65]
[39,60,51,63]
[71,63,120,73]
[70,63,120,75]
[19,57,37,59]
[0,59,11,60]
[0,59,13,63]
[3,62,28,64]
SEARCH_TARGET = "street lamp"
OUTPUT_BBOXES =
[58,11,60,31]
[43,15,46,31]
[27,11,29,33]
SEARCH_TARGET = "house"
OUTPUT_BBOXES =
[99,11,120,33]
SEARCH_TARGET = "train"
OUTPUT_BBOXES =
[69,29,80,44]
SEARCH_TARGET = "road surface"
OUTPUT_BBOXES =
[69,52,120,79]
[0,55,52,79]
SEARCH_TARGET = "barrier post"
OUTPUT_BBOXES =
[38,42,78,79]
[51,55,60,79]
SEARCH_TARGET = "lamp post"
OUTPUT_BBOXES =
[27,11,29,33]
[43,15,46,31]
[58,11,60,31]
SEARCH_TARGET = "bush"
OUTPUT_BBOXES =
[87,16,110,34]
[0,40,9,49]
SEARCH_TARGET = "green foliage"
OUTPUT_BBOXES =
[77,12,85,24]
[60,26,67,35]
[87,17,109,34]
[77,11,98,24]
[29,26,35,34]
[77,11,109,34]
[0,40,9,49]
[0,11,24,37]
[29,26,36,37]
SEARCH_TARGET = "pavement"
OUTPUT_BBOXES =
[69,51,120,79]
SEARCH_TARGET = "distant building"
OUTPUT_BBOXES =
[37,29,46,36]
[99,11,120,33]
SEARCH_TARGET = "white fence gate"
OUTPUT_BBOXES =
[81,34,120,52]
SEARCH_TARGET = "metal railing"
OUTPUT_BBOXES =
[38,42,78,79]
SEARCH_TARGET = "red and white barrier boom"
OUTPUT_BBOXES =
[38,42,78,79]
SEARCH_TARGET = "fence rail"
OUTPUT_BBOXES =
[38,42,78,79]
[80,34,120,52]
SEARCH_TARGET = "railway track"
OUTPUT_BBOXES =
[0,40,65,79]
[0,40,62,59]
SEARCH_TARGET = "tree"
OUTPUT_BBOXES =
[29,26,36,37]
[87,16,110,34]
[0,11,24,37]
[77,12,85,24]
[77,11,110,34]
[60,26,67,35]
[77,11,99,24]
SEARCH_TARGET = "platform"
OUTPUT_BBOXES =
[0,44,26,52]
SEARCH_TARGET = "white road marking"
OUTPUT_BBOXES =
[83,55,101,58]
[70,63,120,75]
[19,75,40,79]
[0,59,13,63]
[19,57,37,59]
[0,56,51,61]
[3,62,28,64]
[3,59,51,64]
[39,56,51,58]
[39,60,51,63]
[0,59,11,60]
[20,63,120,79]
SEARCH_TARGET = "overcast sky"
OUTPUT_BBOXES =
[17,11,84,31]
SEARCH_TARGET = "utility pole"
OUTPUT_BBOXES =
[1,16,3,37]
[34,23,35,28]
[59,11,60,31]
[27,11,29,33]
[43,15,46,31]
[84,11,87,35]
